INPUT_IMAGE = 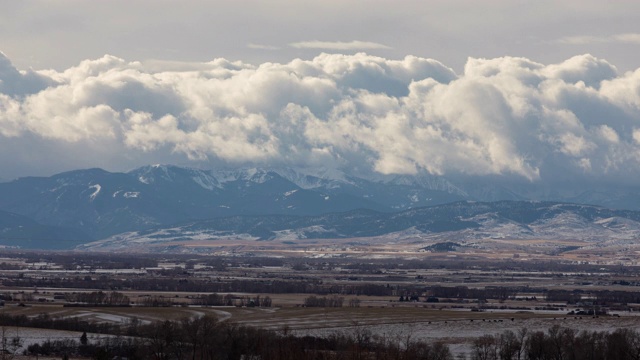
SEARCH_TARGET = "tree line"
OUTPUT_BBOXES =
[195,293,272,307]
[470,325,640,360]
[23,315,454,360]
[2,305,640,360]
[16,317,640,360]
[2,276,394,296]
[303,295,344,308]
[64,291,130,306]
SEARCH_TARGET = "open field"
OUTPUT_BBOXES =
[2,250,640,357]
[79,234,640,266]
[2,302,639,358]
[0,302,558,326]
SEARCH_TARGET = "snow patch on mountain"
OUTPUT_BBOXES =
[131,164,177,184]
[191,174,220,190]
[373,173,468,196]
[273,167,355,189]
[88,184,101,201]
[530,212,601,240]
[595,217,640,230]
[213,168,273,184]
[271,226,337,241]
[284,189,298,197]
[466,213,534,239]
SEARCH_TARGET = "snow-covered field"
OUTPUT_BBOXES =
[291,315,640,357]
[66,311,147,324]
[1,306,638,358]
[0,326,121,352]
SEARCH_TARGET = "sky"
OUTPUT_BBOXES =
[1,0,640,186]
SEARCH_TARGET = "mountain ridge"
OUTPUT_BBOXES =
[0,165,464,241]
[77,200,640,252]
[2,165,640,250]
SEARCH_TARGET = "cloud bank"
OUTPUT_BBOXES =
[1,51,640,184]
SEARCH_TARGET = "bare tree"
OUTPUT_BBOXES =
[472,334,498,360]
[0,326,21,360]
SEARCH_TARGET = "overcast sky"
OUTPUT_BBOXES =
[1,0,640,184]
[3,1,640,72]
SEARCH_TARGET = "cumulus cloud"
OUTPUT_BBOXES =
[0,51,54,96]
[289,40,391,50]
[1,50,640,184]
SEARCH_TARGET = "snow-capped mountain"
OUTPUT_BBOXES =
[0,165,464,242]
[3,164,640,249]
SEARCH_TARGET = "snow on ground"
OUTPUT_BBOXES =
[290,316,640,357]
[0,327,122,352]
[210,309,232,322]
[68,311,135,324]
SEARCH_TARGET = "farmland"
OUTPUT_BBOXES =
[0,248,639,358]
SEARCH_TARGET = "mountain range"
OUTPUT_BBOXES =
[1,165,640,250]
[78,201,640,253]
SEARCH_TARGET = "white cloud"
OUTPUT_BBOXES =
[247,43,281,51]
[540,54,618,88]
[556,33,640,45]
[1,51,640,184]
[289,40,391,50]
[597,125,619,144]
[633,129,640,145]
